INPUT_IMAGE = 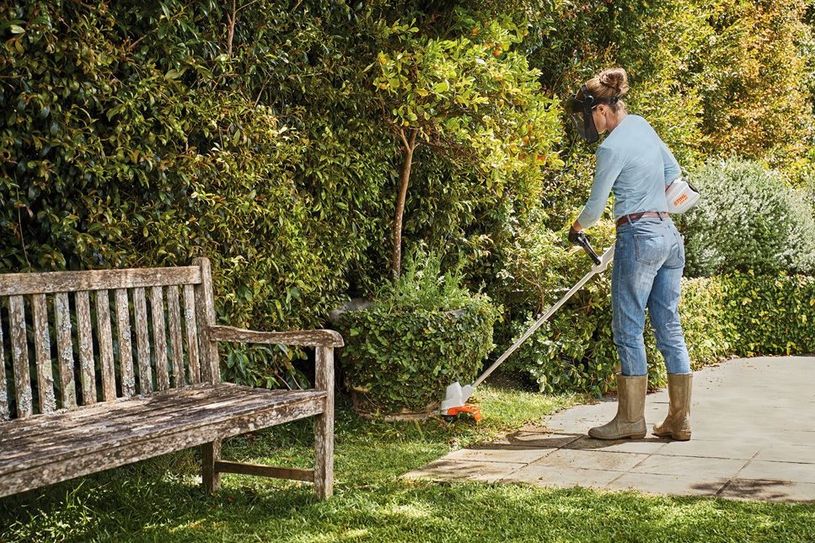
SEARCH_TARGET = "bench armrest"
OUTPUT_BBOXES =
[208,325,344,348]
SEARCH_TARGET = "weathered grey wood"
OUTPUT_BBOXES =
[114,289,135,397]
[0,387,325,468]
[0,266,201,297]
[214,461,314,482]
[132,287,152,395]
[166,286,184,388]
[202,440,221,493]
[75,291,96,405]
[314,346,335,499]
[182,285,201,384]
[0,393,324,499]
[149,286,169,391]
[8,296,32,418]
[0,384,273,443]
[193,258,219,383]
[0,257,338,502]
[209,325,344,348]
[54,292,76,409]
[0,387,324,470]
[32,294,56,414]
[1,389,295,459]
[95,290,116,401]
[0,310,8,420]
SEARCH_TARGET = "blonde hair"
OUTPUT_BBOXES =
[584,67,629,112]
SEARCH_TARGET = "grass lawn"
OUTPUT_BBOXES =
[1,383,813,542]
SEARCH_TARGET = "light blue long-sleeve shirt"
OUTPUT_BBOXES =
[577,114,681,228]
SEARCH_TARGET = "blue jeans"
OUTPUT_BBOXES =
[612,217,691,376]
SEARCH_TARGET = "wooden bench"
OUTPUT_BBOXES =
[0,257,342,500]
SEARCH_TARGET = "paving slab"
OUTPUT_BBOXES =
[537,449,649,472]
[564,436,669,454]
[654,439,759,460]
[503,464,620,488]
[608,472,729,497]
[631,454,746,478]
[405,356,815,502]
[444,446,553,465]
[754,444,815,464]
[737,461,815,484]
[719,479,815,502]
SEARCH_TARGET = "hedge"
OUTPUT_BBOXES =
[723,272,815,356]
[505,272,814,396]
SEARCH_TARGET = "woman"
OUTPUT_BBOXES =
[567,68,692,441]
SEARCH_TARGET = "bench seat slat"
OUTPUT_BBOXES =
[0,389,278,458]
[0,385,325,488]
[0,384,242,442]
[0,386,277,456]
[0,266,202,297]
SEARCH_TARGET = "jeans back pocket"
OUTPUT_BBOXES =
[634,234,666,267]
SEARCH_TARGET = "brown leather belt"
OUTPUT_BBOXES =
[616,211,669,227]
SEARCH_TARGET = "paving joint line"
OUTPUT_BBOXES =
[716,450,761,498]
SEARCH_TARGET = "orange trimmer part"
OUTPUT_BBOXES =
[443,405,482,422]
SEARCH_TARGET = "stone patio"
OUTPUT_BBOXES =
[405,356,815,502]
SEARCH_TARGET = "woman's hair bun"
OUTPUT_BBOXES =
[598,68,629,97]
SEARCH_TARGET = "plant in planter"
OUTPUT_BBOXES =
[338,252,500,418]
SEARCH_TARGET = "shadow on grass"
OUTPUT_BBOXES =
[8,473,813,543]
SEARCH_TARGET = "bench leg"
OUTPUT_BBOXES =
[314,346,334,499]
[202,439,221,493]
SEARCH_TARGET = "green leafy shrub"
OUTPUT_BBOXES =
[505,270,814,397]
[338,253,500,414]
[680,159,815,276]
[678,277,736,367]
[0,0,419,388]
[722,272,815,356]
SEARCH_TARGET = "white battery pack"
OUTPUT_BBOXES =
[666,178,700,214]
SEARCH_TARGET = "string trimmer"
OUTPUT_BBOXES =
[441,233,614,420]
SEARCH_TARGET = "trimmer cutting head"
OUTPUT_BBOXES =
[440,381,475,414]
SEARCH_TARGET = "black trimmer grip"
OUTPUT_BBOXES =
[576,232,601,265]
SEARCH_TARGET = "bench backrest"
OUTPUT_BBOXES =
[0,257,220,420]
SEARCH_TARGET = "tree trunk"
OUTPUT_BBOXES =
[392,129,418,280]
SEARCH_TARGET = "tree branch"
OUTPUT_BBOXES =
[235,0,261,14]
[408,127,418,149]
[398,128,410,150]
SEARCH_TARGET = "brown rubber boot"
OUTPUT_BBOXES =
[588,374,647,440]
[652,373,692,441]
